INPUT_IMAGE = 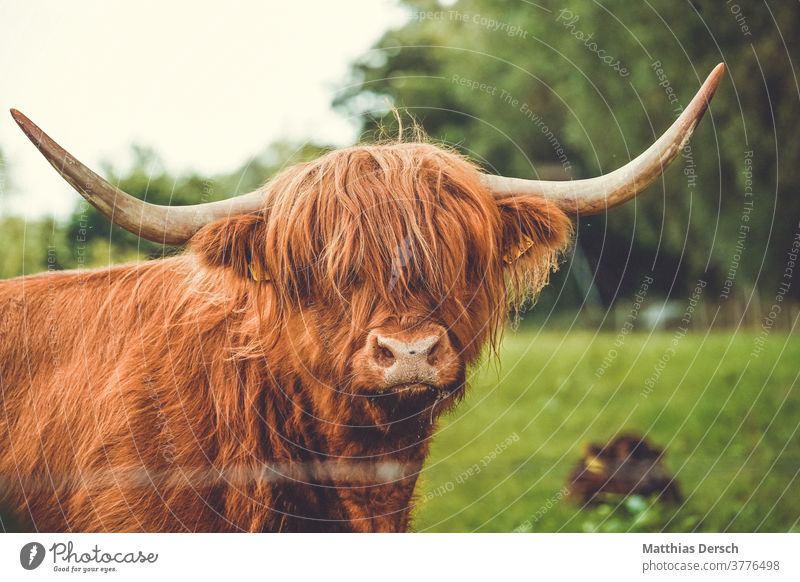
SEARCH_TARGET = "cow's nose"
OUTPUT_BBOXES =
[368,327,454,387]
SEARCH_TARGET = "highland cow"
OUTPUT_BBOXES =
[0,65,722,531]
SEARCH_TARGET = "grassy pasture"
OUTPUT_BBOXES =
[413,329,800,532]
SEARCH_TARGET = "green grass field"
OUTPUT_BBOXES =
[412,329,800,532]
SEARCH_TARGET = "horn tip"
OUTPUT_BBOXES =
[9,108,33,131]
[705,63,726,92]
[690,63,725,115]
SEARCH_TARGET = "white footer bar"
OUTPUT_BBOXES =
[1,533,798,581]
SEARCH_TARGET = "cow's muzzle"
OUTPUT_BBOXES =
[353,324,462,392]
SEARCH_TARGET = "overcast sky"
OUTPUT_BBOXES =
[0,1,406,218]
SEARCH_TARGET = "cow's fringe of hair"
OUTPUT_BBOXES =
[367,113,571,324]
[250,145,497,354]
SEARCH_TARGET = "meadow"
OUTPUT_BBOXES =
[412,328,800,532]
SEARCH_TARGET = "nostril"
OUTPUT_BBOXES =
[375,345,395,367]
[427,338,442,365]
[428,342,439,364]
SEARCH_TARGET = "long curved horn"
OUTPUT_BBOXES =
[481,63,725,214]
[10,109,266,245]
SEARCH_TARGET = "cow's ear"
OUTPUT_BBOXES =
[495,196,572,266]
[190,213,268,280]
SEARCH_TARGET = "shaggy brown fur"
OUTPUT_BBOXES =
[0,143,571,532]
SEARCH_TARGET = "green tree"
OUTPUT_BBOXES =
[0,215,67,278]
